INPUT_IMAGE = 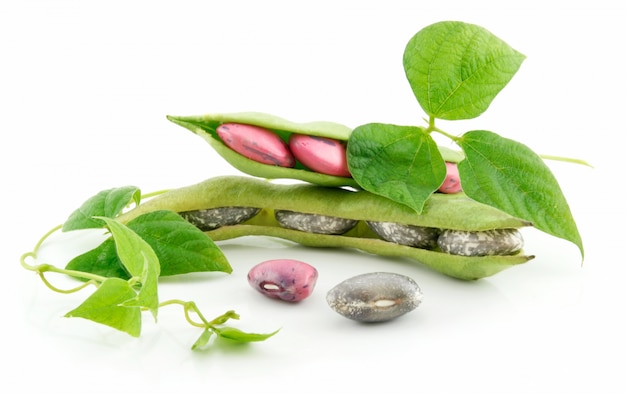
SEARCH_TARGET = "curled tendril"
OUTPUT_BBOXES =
[20,224,106,293]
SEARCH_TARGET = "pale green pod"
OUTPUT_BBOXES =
[117,176,533,280]
[166,111,464,187]
[167,112,359,187]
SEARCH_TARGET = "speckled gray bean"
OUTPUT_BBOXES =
[437,228,524,256]
[367,221,441,249]
[274,210,358,235]
[326,272,423,322]
[179,207,261,231]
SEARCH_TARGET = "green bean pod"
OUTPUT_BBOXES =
[117,176,534,280]
[167,111,464,187]
[167,112,358,187]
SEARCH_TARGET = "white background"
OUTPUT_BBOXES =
[2,0,624,392]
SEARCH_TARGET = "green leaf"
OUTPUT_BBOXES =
[66,210,231,280]
[191,328,215,350]
[216,326,280,343]
[65,278,142,337]
[209,310,240,325]
[347,123,446,213]
[456,130,584,257]
[403,21,525,120]
[97,217,160,319]
[65,238,131,280]
[63,186,141,231]
[128,210,232,275]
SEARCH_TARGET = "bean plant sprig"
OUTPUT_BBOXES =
[20,20,587,348]
[346,21,584,257]
[20,186,279,349]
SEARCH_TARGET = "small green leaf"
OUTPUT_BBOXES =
[403,21,525,120]
[63,186,140,231]
[191,328,215,350]
[65,278,142,337]
[119,249,160,320]
[97,217,160,319]
[209,310,240,325]
[347,123,446,213]
[216,326,280,343]
[456,130,584,257]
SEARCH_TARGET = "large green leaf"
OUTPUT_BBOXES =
[347,123,446,213]
[66,210,232,279]
[128,210,232,275]
[403,21,525,120]
[456,130,584,257]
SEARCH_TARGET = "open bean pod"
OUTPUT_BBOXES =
[166,111,464,188]
[167,112,358,187]
[117,176,534,280]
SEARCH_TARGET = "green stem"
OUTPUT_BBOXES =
[20,223,110,293]
[425,117,460,141]
[432,127,459,141]
[158,300,241,334]
[38,264,107,284]
[141,189,171,200]
[540,154,593,167]
[20,224,62,271]
[425,117,590,167]
[428,116,436,130]
[37,271,97,294]
[159,299,210,328]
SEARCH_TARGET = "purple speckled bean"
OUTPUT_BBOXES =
[438,162,463,194]
[216,123,295,167]
[289,134,351,177]
[247,259,318,302]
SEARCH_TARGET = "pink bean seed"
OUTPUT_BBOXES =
[216,123,295,167]
[438,162,463,194]
[289,134,351,177]
[247,259,318,302]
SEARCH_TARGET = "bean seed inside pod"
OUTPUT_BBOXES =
[247,259,318,302]
[179,207,261,231]
[289,134,351,177]
[438,161,463,194]
[367,221,440,248]
[275,210,358,235]
[216,123,295,167]
[437,228,524,256]
[326,272,423,322]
